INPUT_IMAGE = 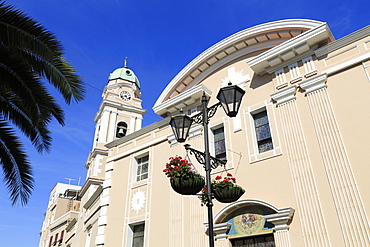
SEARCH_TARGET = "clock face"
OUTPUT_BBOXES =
[120,91,132,102]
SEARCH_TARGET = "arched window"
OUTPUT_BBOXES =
[116,122,128,138]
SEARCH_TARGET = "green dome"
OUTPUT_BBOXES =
[108,67,140,88]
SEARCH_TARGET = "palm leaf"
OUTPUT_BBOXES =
[0,1,85,205]
[0,120,33,206]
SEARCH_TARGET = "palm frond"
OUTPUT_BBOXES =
[20,51,85,104]
[0,0,85,206]
[0,1,62,58]
[0,120,33,206]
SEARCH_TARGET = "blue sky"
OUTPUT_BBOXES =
[0,0,369,246]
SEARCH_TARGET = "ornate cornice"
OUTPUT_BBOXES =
[315,25,370,57]
[153,84,211,117]
[298,73,327,95]
[154,19,325,108]
[270,85,297,106]
[248,23,334,75]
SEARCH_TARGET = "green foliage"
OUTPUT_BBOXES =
[163,156,200,179]
[199,173,245,206]
[0,1,85,205]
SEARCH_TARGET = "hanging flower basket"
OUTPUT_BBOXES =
[170,174,205,195]
[213,185,245,203]
[211,173,245,203]
[163,156,205,195]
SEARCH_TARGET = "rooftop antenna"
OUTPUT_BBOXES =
[124,57,128,68]
[64,178,76,185]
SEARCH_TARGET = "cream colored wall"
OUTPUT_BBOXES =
[99,54,306,246]
[64,25,370,247]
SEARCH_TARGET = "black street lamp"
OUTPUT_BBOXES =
[169,83,245,247]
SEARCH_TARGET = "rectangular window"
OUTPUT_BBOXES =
[213,127,226,161]
[136,155,149,182]
[253,110,273,153]
[132,223,145,247]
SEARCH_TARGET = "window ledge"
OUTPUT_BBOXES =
[131,180,149,189]
[250,147,282,164]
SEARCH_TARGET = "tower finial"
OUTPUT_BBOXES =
[124,57,128,68]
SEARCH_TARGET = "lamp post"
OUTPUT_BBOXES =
[169,83,245,247]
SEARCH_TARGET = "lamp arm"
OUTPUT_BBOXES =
[184,144,226,169]
[192,102,221,124]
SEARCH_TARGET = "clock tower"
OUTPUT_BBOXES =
[85,63,146,180]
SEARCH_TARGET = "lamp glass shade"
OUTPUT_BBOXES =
[216,84,245,117]
[170,114,193,143]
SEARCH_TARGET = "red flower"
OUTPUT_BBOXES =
[215,176,222,180]
[223,179,229,183]
[227,173,232,176]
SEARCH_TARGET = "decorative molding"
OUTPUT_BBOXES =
[106,135,168,162]
[211,200,294,242]
[66,218,77,232]
[288,62,302,84]
[155,19,325,107]
[298,73,327,95]
[265,45,319,74]
[248,23,334,75]
[304,70,318,78]
[153,84,211,116]
[221,67,250,87]
[209,222,232,240]
[271,85,297,106]
[50,220,68,232]
[264,207,295,231]
[276,99,331,246]
[94,99,146,123]
[275,68,288,89]
[214,199,281,222]
[107,117,170,149]
[276,82,288,90]
[131,189,146,213]
[83,185,103,210]
[322,52,370,75]
[315,24,370,57]
[304,87,370,245]
[79,178,104,198]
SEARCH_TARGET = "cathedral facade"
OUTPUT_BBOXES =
[40,19,370,247]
